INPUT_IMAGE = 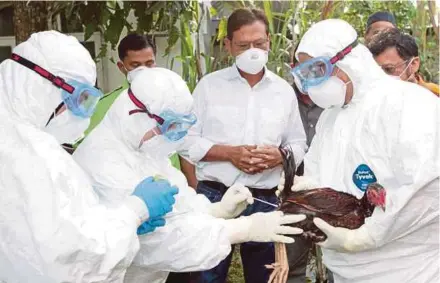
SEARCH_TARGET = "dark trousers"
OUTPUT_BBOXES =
[165,272,193,283]
[286,162,333,283]
[195,181,278,283]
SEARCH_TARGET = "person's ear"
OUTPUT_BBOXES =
[410,57,420,74]
[224,37,233,56]
[117,61,127,76]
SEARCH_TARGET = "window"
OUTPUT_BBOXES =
[0,45,11,63]
[81,41,96,59]
[0,6,15,63]
[0,6,14,37]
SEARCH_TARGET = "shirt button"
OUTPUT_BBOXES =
[309,124,314,128]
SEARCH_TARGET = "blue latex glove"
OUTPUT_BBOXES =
[137,217,166,235]
[133,176,179,219]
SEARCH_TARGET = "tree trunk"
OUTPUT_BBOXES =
[321,0,334,21]
[427,0,439,44]
[12,1,48,44]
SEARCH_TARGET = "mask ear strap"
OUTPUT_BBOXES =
[138,127,161,148]
[45,102,65,126]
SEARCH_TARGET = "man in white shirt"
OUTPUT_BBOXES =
[180,8,307,283]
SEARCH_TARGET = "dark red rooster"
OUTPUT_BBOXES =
[278,148,386,242]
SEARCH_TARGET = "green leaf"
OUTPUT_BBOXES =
[209,6,218,17]
[263,1,274,33]
[165,25,180,56]
[217,17,228,41]
[84,23,95,41]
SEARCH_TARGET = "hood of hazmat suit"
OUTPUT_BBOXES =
[298,19,439,283]
[0,31,145,283]
[73,68,232,283]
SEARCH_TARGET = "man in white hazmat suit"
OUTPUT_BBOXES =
[0,31,180,283]
[289,19,439,283]
[73,67,306,283]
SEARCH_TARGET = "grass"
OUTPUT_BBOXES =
[226,246,322,283]
[226,248,245,283]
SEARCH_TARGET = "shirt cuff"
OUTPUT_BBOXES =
[188,138,215,163]
[124,196,150,225]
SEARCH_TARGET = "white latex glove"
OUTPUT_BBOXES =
[224,211,306,244]
[291,176,319,192]
[276,174,318,196]
[209,183,254,219]
[275,172,285,197]
[313,218,375,253]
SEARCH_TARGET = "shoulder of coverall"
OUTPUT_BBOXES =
[415,73,439,97]
[73,81,130,148]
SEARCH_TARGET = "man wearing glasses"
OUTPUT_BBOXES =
[179,8,307,283]
[368,28,439,96]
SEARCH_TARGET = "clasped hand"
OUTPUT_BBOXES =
[229,145,283,174]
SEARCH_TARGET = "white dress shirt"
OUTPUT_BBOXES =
[181,65,307,189]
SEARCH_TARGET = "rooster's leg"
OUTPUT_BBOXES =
[266,242,289,283]
[278,242,288,283]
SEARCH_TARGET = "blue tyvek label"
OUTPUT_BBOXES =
[352,164,377,192]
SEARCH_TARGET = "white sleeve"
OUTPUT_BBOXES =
[282,88,307,167]
[362,89,439,247]
[134,186,232,272]
[1,149,141,282]
[303,110,327,178]
[178,78,214,163]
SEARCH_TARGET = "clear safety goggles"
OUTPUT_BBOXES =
[291,39,358,94]
[128,89,197,142]
[11,53,103,118]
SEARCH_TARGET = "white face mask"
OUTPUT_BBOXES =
[126,66,149,83]
[235,48,268,74]
[44,110,90,144]
[308,76,351,109]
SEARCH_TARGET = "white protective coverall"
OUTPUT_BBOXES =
[0,32,150,283]
[73,68,303,283]
[297,20,439,283]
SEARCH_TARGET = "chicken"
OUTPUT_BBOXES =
[267,147,386,283]
[278,147,386,242]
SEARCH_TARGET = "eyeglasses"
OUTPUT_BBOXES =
[380,59,411,75]
[233,38,269,51]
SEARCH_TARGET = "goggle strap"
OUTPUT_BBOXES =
[127,89,164,124]
[10,53,75,93]
[329,39,358,65]
[128,109,148,115]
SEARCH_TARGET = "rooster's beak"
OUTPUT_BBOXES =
[380,204,386,212]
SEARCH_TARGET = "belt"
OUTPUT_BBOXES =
[200,180,277,197]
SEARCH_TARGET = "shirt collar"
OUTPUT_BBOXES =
[226,64,273,83]
[122,79,130,89]
[297,92,319,108]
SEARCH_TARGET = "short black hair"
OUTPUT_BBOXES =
[368,28,418,60]
[227,8,269,40]
[118,33,156,61]
[366,11,396,30]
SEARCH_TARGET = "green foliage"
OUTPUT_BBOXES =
[56,0,437,83]
[62,1,191,59]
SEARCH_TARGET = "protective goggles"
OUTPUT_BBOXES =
[128,89,197,142]
[11,53,103,118]
[291,39,358,94]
